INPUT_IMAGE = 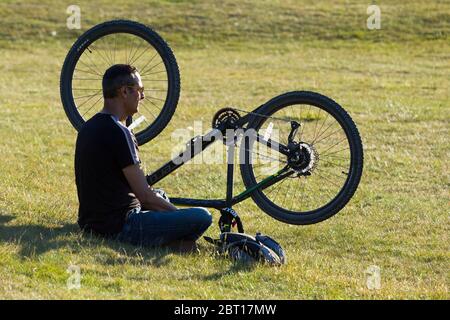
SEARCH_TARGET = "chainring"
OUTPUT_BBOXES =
[212,108,241,130]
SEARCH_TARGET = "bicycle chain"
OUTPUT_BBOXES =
[232,107,295,124]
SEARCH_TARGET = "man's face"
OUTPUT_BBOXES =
[122,72,144,116]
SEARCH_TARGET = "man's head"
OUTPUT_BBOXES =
[102,64,144,117]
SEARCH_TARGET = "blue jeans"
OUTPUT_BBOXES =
[116,207,212,247]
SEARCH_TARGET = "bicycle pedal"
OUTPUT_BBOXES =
[219,207,245,234]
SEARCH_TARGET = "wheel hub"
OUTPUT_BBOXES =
[287,143,318,175]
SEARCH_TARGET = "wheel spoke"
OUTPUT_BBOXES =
[74,92,102,100]
[299,105,312,141]
[139,101,158,120]
[247,148,287,164]
[312,108,322,141]
[81,95,103,117]
[313,169,342,189]
[313,127,345,146]
[318,158,349,170]
[130,45,152,66]
[290,180,300,212]
[76,89,103,108]
[315,167,347,180]
[74,68,102,77]
[139,52,159,75]
[140,61,164,76]
[103,35,115,66]
[77,59,102,77]
[128,35,142,65]
[145,95,166,102]
[143,97,163,111]
[312,111,329,142]
[319,136,348,155]
[88,44,113,67]
[323,153,350,160]
[140,69,167,76]
[72,88,102,91]
[321,146,349,157]
[113,34,116,64]
[311,120,336,144]
[272,178,288,205]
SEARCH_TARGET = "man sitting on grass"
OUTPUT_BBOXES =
[74,64,212,253]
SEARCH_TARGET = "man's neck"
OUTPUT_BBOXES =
[101,100,128,123]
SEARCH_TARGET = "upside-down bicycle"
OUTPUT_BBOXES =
[60,20,363,230]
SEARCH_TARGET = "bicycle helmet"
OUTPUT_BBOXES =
[205,232,286,265]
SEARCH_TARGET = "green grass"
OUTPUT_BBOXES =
[0,0,449,299]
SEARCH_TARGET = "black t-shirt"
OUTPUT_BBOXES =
[75,113,141,236]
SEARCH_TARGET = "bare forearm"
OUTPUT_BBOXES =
[122,164,177,211]
[141,199,177,211]
[140,189,177,211]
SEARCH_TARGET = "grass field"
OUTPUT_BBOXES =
[0,0,448,299]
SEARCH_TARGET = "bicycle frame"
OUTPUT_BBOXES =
[145,106,294,209]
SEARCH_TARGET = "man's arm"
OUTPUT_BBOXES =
[122,164,178,211]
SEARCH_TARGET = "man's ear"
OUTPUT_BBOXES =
[118,86,128,98]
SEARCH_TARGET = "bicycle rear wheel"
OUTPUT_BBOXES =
[60,20,180,145]
[240,91,363,225]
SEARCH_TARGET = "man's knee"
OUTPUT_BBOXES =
[193,207,212,228]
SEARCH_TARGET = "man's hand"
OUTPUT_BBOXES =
[153,188,170,202]
[122,164,178,211]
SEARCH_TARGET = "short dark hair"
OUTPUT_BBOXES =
[102,64,138,99]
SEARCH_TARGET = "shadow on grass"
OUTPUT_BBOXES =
[201,261,258,281]
[0,214,172,267]
[188,245,260,280]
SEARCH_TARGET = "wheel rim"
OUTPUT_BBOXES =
[245,102,355,215]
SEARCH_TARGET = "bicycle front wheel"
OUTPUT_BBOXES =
[240,91,363,225]
[60,20,180,145]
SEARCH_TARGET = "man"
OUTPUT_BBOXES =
[75,64,212,252]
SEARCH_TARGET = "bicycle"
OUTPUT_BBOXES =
[60,20,363,230]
